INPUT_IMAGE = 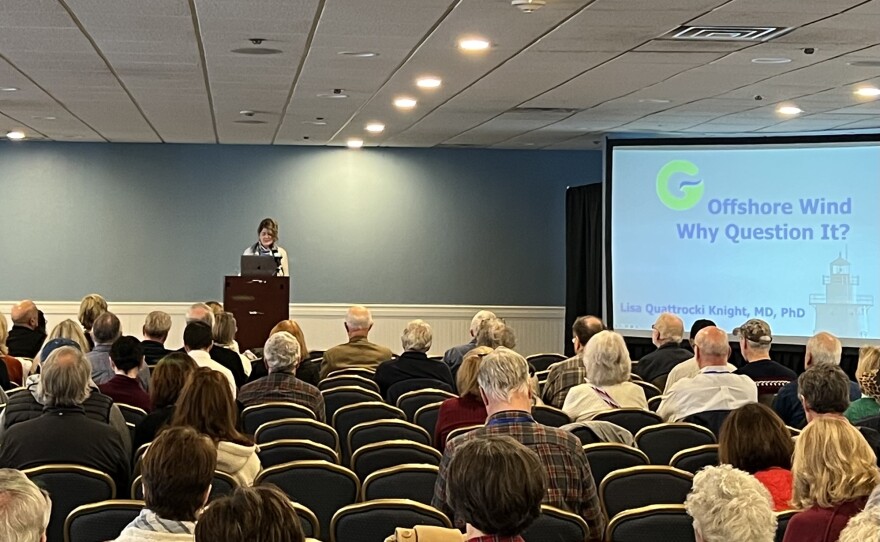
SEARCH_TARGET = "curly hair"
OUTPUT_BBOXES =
[685,464,776,542]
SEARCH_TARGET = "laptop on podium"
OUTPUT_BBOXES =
[240,255,277,277]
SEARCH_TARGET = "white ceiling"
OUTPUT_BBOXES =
[2,0,880,149]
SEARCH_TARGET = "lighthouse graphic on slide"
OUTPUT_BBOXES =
[809,254,873,338]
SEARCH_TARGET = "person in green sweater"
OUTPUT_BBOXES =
[846,346,880,423]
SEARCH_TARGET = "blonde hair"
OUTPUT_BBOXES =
[0,312,8,355]
[685,465,776,542]
[856,346,880,398]
[792,417,880,509]
[457,346,493,398]
[48,319,91,353]
[77,294,107,331]
[213,312,237,345]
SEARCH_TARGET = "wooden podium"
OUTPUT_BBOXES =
[223,276,289,351]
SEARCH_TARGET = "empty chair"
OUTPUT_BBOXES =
[351,440,442,481]
[256,460,360,538]
[292,501,321,540]
[241,402,317,435]
[64,499,144,542]
[387,379,455,407]
[531,405,571,427]
[348,419,431,463]
[333,402,406,463]
[522,505,591,542]
[330,499,451,542]
[606,504,696,542]
[582,443,649,490]
[594,409,663,435]
[526,353,567,372]
[633,380,662,401]
[670,444,719,474]
[396,388,457,421]
[326,367,376,380]
[635,423,717,465]
[254,418,339,451]
[258,439,339,467]
[446,424,482,444]
[131,471,238,502]
[647,396,663,413]
[362,464,439,505]
[599,466,694,520]
[775,510,797,542]
[413,402,442,445]
[683,409,732,437]
[323,386,384,424]
[318,374,381,394]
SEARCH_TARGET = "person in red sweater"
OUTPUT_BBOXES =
[98,336,152,412]
[434,346,492,450]
[719,403,794,511]
[783,417,880,542]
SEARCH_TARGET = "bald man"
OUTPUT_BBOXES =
[634,312,694,387]
[772,331,860,429]
[657,327,758,422]
[542,316,604,408]
[6,301,46,359]
[320,305,393,379]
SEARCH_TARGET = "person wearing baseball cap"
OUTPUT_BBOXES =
[732,319,797,400]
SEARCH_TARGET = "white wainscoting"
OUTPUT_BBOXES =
[1,302,565,356]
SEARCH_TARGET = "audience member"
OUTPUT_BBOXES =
[0,346,130,491]
[562,331,647,422]
[6,300,46,359]
[254,320,320,386]
[171,368,260,486]
[205,300,224,315]
[183,321,236,398]
[685,465,777,542]
[238,331,325,422]
[142,311,172,366]
[320,305,393,379]
[115,427,216,542]
[663,319,736,392]
[541,316,604,408]
[474,317,516,350]
[774,332,858,428]
[98,336,152,412]
[433,347,604,538]
[185,303,247,387]
[633,312,692,387]
[213,311,251,378]
[435,346,492,450]
[784,417,880,542]
[46,318,91,353]
[78,293,107,350]
[846,346,880,423]
[443,310,495,372]
[90,312,151,391]
[839,485,880,542]
[195,485,304,542]
[374,320,455,401]
[718,403,794,511]
[0,468,51,542]
[657,326,757,422]
[733,319,796,397]
[0,313,23,386]
[133,353,197,451]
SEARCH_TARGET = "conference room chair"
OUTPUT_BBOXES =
[629,373,644,382]
[326,367,376,380]
[582,443,650,490]
[413,402,443,445]
[633,380,662,401]
[64,499,143,542]
[6,385,27,396]
[254,418,339,451]
[521,505,590,542]
[650,375,670,394]
[115,403,147,427]
[291,501,321,540]
[599,466,694,520]
[775,510,797,542]
[445,424,483,445]
[635,423,717,465]
[241,401,317,435]
[787,425,802,437]
[605,504,696,542]
[683,409,732,437]
[526,353,567,372]
[350,439,442,481]
[759,393,778,407]
[396,388,457,422]
[24,464,116,542]
[567,425,603,445]
[323,386,385,424]
[255,460,360,538]
[593,409,663,436]
[131,442,151,478]
[531,405,571,427]
[318,374,381,394]
[333,402,406,464]
[329,499,452,542]
[131,471,238,501]
[348,419,431,464]
[387,378,455,406]
[258,439,340,467]
[669,444,719,474]
[646,396,663,412]
[361,463,439,505]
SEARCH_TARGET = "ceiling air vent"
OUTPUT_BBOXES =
[513,107,580,115]
[664,26,792,42]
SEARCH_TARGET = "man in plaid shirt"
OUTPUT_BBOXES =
[541,316,605,408]
[433,347,605,541]
[237,331,325,422]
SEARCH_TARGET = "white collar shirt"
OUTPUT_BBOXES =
[657,366,757,422]
[188,349,237,399]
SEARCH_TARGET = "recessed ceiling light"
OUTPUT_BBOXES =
[302,120,327,126]
[458,37,491,51]
[394,97,417,109]
[338,51,379,58]
[0,87,19,92]
[6,131,25,140]
[347,138,364,149]
[638,98,671,104]
[317,93,348,99]
[32,115,56,120]
[231,47,283,55]
[365,123,385,133]
[751,57,792,64]
[777,105,803,115]
[855,87,880,97]
[416,76,442,89]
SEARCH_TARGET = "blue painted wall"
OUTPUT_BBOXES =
[0,142,601,305]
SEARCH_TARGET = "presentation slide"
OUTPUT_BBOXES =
[608,139,880,342]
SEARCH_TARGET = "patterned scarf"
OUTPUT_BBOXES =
[129,509,195,535]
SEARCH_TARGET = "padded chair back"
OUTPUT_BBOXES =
[24,465,115,542]
[116,403,147,426]
[258,439,339,467]
[522,505,590,542]
[526,353,567,372]
[634,380,662,400]
[413,402,443,445]
[324,387,384,424]
[582,443,649,490]
[531,405,571,427]
[599,466,694,520]
[292,501,321,540]
[647,396,663,412]
[254,418,339,451]
[348,419,431,465]
[256,460,360,538]
[387,379,455,407]
[326,367,376,380]
[241,402,317,435]
[683,409,732,437]
[64,499,143,542]
[669,444,719,474]
[446,424,482,444]
[568,425,602,445]
[330,499,451,542]
[6,385,28,396]
[759,393,778,407]
[351,439,442,481]
[775,510,797,542]
[593,409,663,435]
[606,504,696,542]
[635,423,717,465]
[362,464,439,505]
[396,389,457,421]
[319,374,380,394]
[131,471,237,502]
[333,402,406,463]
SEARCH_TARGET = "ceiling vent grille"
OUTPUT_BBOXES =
[664,26,792,42]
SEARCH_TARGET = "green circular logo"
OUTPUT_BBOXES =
[656,160,704,210]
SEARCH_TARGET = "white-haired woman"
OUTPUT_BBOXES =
[686,464,777,542]
[840,485,880,542]
[562,330,647,422]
